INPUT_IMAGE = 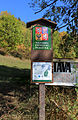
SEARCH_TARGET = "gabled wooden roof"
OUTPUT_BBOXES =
[27,18,57,28]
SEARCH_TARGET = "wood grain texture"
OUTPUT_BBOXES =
[39,83,45,120]
[31,50,53,61]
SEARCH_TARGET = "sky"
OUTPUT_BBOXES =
[0,0,66,32]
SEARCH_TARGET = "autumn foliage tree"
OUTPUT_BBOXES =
[53,31,76,58]
[53,31,61,58]
[59,31,76,58]
[0,11,25,51]
[0,11,31,58]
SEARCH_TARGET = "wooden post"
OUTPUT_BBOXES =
[39,83,45,120]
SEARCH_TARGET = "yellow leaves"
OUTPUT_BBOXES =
[59,31,68,40]
[0,40,8,48]
[60,31,66,36]
[21,26,26,36]
[29,47,31,51]
[0,11,11,16]
[17,44,26,50]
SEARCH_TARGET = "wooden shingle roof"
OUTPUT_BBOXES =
[27,18,57,28]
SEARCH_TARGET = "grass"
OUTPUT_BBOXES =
[0,55,38,120]
[0,55,78,120]
[0,55,31,69]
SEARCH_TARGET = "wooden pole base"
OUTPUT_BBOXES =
[39,83,45,120]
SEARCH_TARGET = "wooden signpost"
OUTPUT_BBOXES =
[27,18,78,120]
[27,18,57,120]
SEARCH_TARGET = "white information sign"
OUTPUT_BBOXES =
[32,62,52,83]
[46,61,78,86]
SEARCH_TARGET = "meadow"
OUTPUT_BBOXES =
[0,55,39,120]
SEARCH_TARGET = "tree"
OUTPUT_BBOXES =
[53,31,76,58]
[29,0,77,31]
[0,11,31,59]
[59,31,76,58]
[53,31,61,58]
[0,11,25,51]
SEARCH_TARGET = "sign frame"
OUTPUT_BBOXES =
[31,25,53,61]
[31,61,53,83]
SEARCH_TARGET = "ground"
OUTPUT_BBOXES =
[0,55,78,120]
[0,55,38,120]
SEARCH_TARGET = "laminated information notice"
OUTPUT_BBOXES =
[32,62,52,83]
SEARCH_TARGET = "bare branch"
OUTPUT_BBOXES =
[71,0,77,8]
[35,0,58,14]
[57,18,76,30]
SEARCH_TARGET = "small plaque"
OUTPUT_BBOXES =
[32,62,52,83]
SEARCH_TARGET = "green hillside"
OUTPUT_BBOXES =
[0,11,78,59]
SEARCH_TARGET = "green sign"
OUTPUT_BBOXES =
[32,26,51,50]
